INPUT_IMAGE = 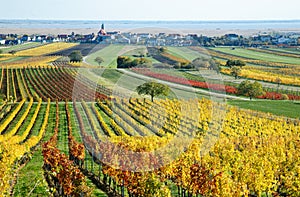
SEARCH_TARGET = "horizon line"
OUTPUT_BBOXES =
[1,18,300,22]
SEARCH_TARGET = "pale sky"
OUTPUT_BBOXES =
[1,0,300,21]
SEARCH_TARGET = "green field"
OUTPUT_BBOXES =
[121,46,161,64]
[85,45,156,68]
[167,46,208,61]
[85,45,125,68]
[228,100,300,119]
[266,47,300,55]
[0,42,43,53]
[0,56,29,63]
[210,47,300,65]
[122,46,147,56]
[93,68,124,84]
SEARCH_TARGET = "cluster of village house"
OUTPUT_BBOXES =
[1,24,300,47]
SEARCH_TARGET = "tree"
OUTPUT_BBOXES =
[238,80,264,100]
[138,51,146,57]
[275,77,282,93]
[117,56,152,68]
[208,59,221,72]
[192,57,219,71]
[226,59,246,68]
[159,47,167,53]
[117,56,132,68]
[68,51,83,62]
[95,57,104,66]
[230,66,241,79]
[192,57,210,69]
[9,50,16,55]
[136,81,170,102]
[133,58,152,67]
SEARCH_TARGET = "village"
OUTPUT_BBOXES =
[1,23,300,48]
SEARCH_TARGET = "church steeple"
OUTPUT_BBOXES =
[98,23,107,36]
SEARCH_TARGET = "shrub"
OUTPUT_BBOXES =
[117,56,152,68]
[281,94,289,100]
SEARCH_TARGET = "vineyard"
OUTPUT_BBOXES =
[208,47,300,65]
[0,67,114,102]
[48,43,108,56]
[187,46,300,90]
[130,68,300,100]
[0,42,300,196]
[0,66,299,196]
[146,47,191,67]
[14,43,79,57]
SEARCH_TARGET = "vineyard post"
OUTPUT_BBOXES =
[98,162,101,178]
[85,149,88,170]
[121,179,125,197]
[6,68,9,101]
[113,179,116,191]
[65,130,67,154]
[92,148,94,173]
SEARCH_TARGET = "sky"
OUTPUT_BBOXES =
[1,0,300,21]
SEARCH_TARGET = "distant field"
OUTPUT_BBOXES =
[48,43,108,56]
[0,42,43,53]
[228,100,300,119]
[122,46,147,56]
[85,45,125,67]
[85,45,151,68]
[266,47,300,55]
[0,56,59,68]
[0,56,29,63]
[122,46,162,64]
[167,47,207,61]
[210,47,300,65]
[16,42,78,56]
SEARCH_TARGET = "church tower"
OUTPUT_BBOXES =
[98,23,107,36]
[97,23,108,42]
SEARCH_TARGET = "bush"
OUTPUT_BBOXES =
[238,80,264,100]
[68,51,83,62]
[281,94,289,100]
[226,59,246,68]
[117,56,152,68]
